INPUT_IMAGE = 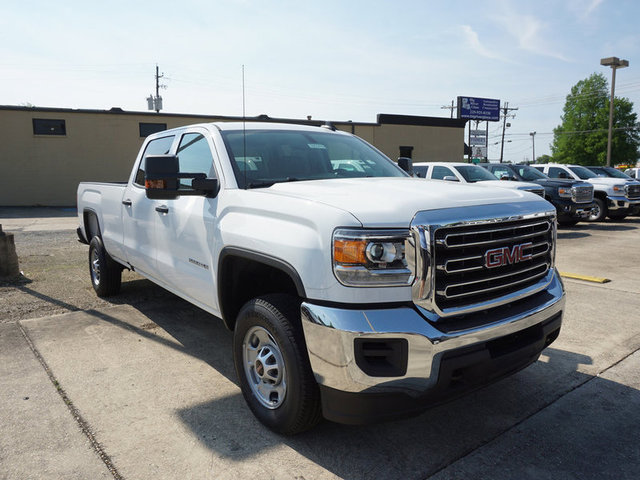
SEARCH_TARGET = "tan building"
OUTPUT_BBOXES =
[0,106,467,206]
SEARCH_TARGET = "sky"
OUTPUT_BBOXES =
[2,0,640,161]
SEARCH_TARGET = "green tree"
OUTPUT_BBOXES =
[551,73,639,166]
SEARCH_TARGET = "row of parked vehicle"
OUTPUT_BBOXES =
[413,162,640,226]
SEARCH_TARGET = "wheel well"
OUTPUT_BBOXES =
[218,254,303,330]
[594,191,607,201]
[83,210,101,241]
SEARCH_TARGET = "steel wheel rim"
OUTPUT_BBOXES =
[242,326,286,409]
[90,249,101,286]
[589,203,601,221]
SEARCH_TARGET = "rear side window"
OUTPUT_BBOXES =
[547,167,567,179]
[134,135,175,186]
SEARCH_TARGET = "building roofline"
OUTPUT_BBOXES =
[1,105,464,129]
[0,105,379,127]
[377,113,468,128]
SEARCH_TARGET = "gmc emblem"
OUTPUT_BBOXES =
[485,242,533,268]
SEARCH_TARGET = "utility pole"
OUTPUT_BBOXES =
[530,131,536,163]
[499,102,518,163]
[441,100,456,119]
[146,64,167,113]
[601,57,629,166]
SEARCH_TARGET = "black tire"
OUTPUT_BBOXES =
[233,294,321,435]
[557,219,579,227]
[88,236,122,297]
[608,213,628,221]
[587,197,607,222]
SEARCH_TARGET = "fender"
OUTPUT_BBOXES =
[217,246,307,329]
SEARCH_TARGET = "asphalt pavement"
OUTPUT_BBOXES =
[1,209,639,479]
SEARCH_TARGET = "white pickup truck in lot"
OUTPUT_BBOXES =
[532,163,640,221]
[77,122,565,434]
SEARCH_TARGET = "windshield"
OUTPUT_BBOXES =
[569,166,598,180]
[515,165,548,181]
[590,166,631,179]
[454,165,498,182]
[221,129,406,188]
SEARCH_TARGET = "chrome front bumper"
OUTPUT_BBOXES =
[607,195,640,211]
[301,268,565,397]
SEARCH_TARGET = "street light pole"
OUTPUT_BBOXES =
[530,131,536,163]
[600,57,629,167]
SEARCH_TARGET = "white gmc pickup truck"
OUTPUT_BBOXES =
[77,122,565,434]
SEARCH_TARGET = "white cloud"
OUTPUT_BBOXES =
[492,12,570,62]
[460,25,506,61]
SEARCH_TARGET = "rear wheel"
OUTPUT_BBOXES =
[587,198,607,222]
[233,294,321,435]
[88,236,122,297]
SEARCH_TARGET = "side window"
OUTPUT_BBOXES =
[492,167,510,179]
[431,166,454,180]
[176,133,215,188]
[413,166,428,178]
[134,135,175,186]
[547,167,564,179]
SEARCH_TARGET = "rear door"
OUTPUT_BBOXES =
[122,134,176,277]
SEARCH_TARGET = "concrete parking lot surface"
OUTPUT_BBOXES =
[1,210,639,479]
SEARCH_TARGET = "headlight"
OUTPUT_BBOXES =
[612,184,626,193]
[558,187,572,198]
[333,228,413,286]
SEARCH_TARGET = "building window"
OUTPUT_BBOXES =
[33,118,66,136]
[139,122,167,138]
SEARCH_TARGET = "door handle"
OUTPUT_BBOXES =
[122,199,132,207]
[155,205,169,214]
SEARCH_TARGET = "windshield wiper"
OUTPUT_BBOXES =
[246,177,302,189]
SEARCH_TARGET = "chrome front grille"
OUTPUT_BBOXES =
[408,204,557,318]
[626,183,640,200]
[571,185,594,203]
[433,217,553,310]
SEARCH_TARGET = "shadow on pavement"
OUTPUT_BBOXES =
[16,280,640,479]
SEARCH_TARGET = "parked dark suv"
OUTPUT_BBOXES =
[479,163,595,226]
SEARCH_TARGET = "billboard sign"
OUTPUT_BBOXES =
[470,129,486,146]
[457,97,501,122]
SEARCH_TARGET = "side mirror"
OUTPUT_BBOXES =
[443,176,459,182]
[145,155,179,200]
[500,174,511,181]
[397,157,413,175]
[145,154,219,200]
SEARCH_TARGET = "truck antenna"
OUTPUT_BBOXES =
[242,64,247,189]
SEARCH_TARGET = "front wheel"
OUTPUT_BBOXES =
[88,236,122,297]
[233,294,321,435]
[587,198,607,222]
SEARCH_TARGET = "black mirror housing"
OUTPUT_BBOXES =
[144,154,220,199]
[397,157,413,175]
[145,155,179,200]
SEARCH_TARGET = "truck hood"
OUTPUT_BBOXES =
[475,179,542,190]
[585,176,630,186]
[261,177,548,227]
[533,178,584,187]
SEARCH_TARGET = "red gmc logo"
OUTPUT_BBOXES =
[485,242,533,268]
